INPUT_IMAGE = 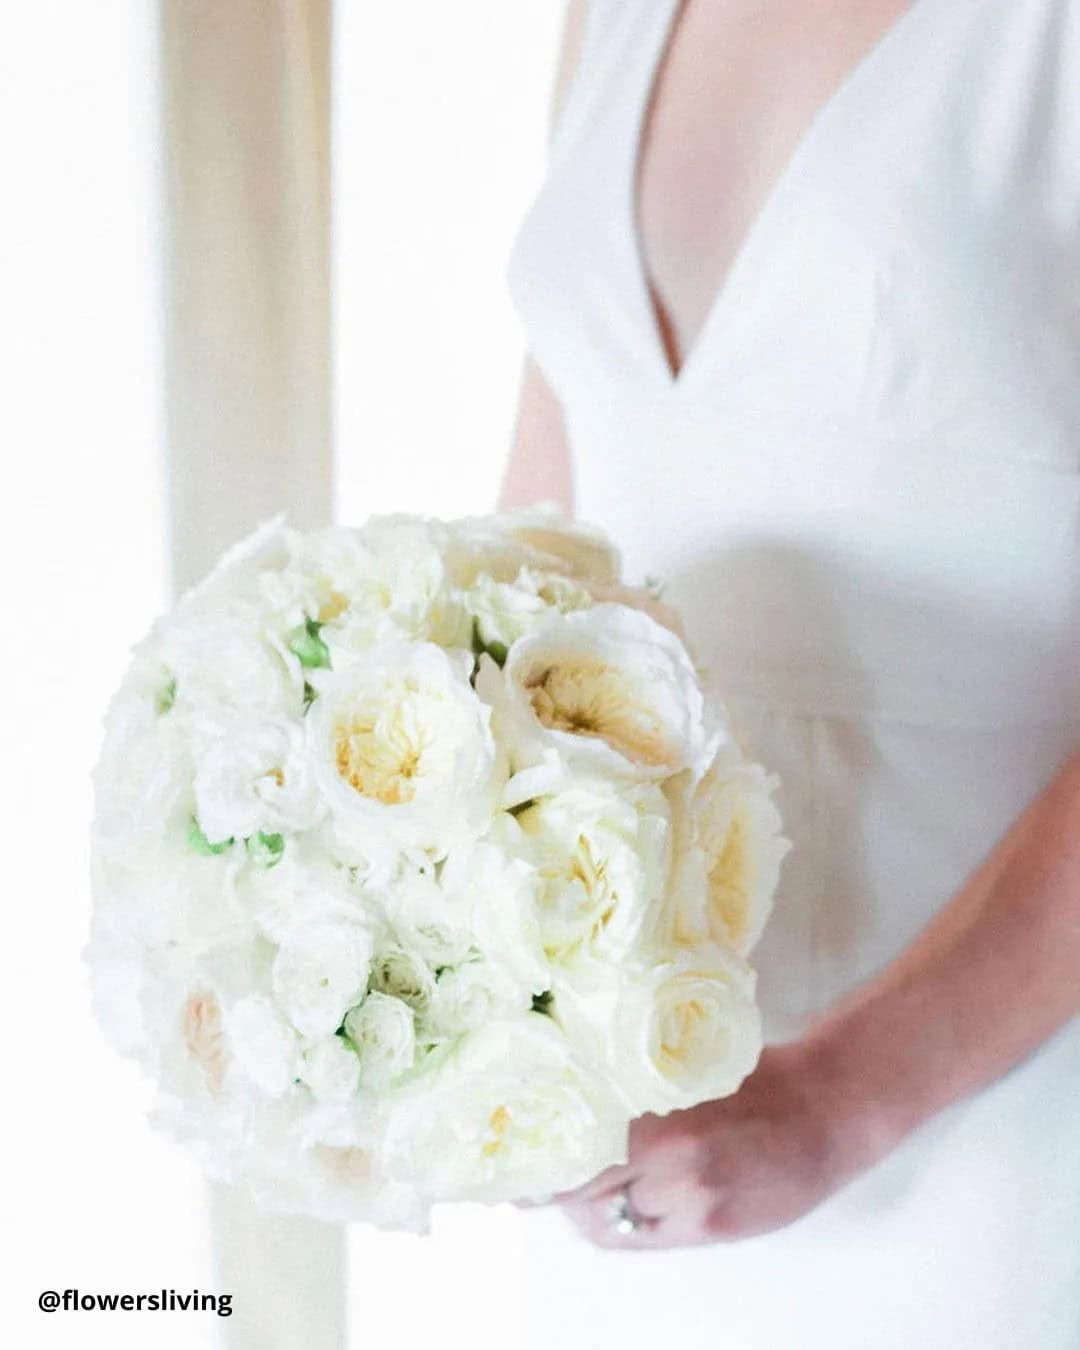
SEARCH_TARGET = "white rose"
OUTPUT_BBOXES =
[502,605,714,782]
[235,846,384,945]
[495,507,622,585]
[368,945,437,1017]
[301,519,470,651]
[183,515,292,604]
[155,522,302,723]
[377,867,474,970]
[426,960,531,1038]
[307,642,502,858]
[192,717,323,845]
[468,568,592,658]
[225,994,299,1097]
[439,840,550,997]
[382,1018,628,1202]
[511,781,672,970]
[302,1143,430,1231]
[272,922,374,1038]
[343,991,417,1087]
[159,617,302,729]
[611,944,762,1115]
[355,516,467,644]
[300,1036,361,1103]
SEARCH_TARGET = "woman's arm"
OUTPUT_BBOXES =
[498,0,589,514]
[499,357,573,512]
[805,745,1080,1173]
[563,747,1080,1247]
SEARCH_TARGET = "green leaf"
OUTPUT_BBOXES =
[155,676,177,715]
[531,990,555,1017]
[288,617,331,670]
[245,831,285,868]
[188,818,233,856]
[302,680,318,711]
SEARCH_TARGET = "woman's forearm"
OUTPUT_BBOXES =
[798,747,1080,1176]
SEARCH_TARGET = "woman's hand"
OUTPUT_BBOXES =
[557,1039,884,1250]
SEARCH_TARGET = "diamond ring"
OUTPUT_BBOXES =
[607,1185,649,1236]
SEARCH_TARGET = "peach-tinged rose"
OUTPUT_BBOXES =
[182,989,228,1095]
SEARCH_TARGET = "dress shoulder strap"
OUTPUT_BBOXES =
[548,0,642,163]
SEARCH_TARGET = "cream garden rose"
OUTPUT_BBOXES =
[307,641,502,857]
[502,605,715,781]
[612,944,763,1114]
[510,781,673,970]
[660,756,790,956]
[89,510,785,1228]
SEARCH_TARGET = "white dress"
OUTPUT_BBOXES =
[504,0,1080,1345]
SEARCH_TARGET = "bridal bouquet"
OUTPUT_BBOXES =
[88,509,788,1229]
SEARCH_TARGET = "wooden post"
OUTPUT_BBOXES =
[158,3,343,1345]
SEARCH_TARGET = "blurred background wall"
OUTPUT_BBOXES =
[1,2,563,1347]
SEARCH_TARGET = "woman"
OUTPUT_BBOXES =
[499,0,1080,1345]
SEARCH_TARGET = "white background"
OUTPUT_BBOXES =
[0,1,562,1346]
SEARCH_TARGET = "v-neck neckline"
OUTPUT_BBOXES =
[624,0,932,391]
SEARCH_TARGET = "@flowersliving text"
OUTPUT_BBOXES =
[38,1288,233,1317]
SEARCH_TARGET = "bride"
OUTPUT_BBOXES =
[499,0,1080,1345]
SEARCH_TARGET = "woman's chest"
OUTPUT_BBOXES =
[636,0,918,369]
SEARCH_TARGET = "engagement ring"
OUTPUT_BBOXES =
[607,1185,648,1236]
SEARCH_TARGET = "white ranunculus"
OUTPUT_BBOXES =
[301,1036,361,1103]
[382,1018,627,1202]
[612,944,762,1115]
[343,992,417,1087]
[306,642,502,859]
[502,605,714,781]
[272,922,375,1038]
[511,781,672,970]
[225,994,300,1097]
[192,717,323,845]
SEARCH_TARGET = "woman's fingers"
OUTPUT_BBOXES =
[556,1161,636,1204]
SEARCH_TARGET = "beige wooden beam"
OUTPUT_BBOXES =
[158,3,343,1346]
